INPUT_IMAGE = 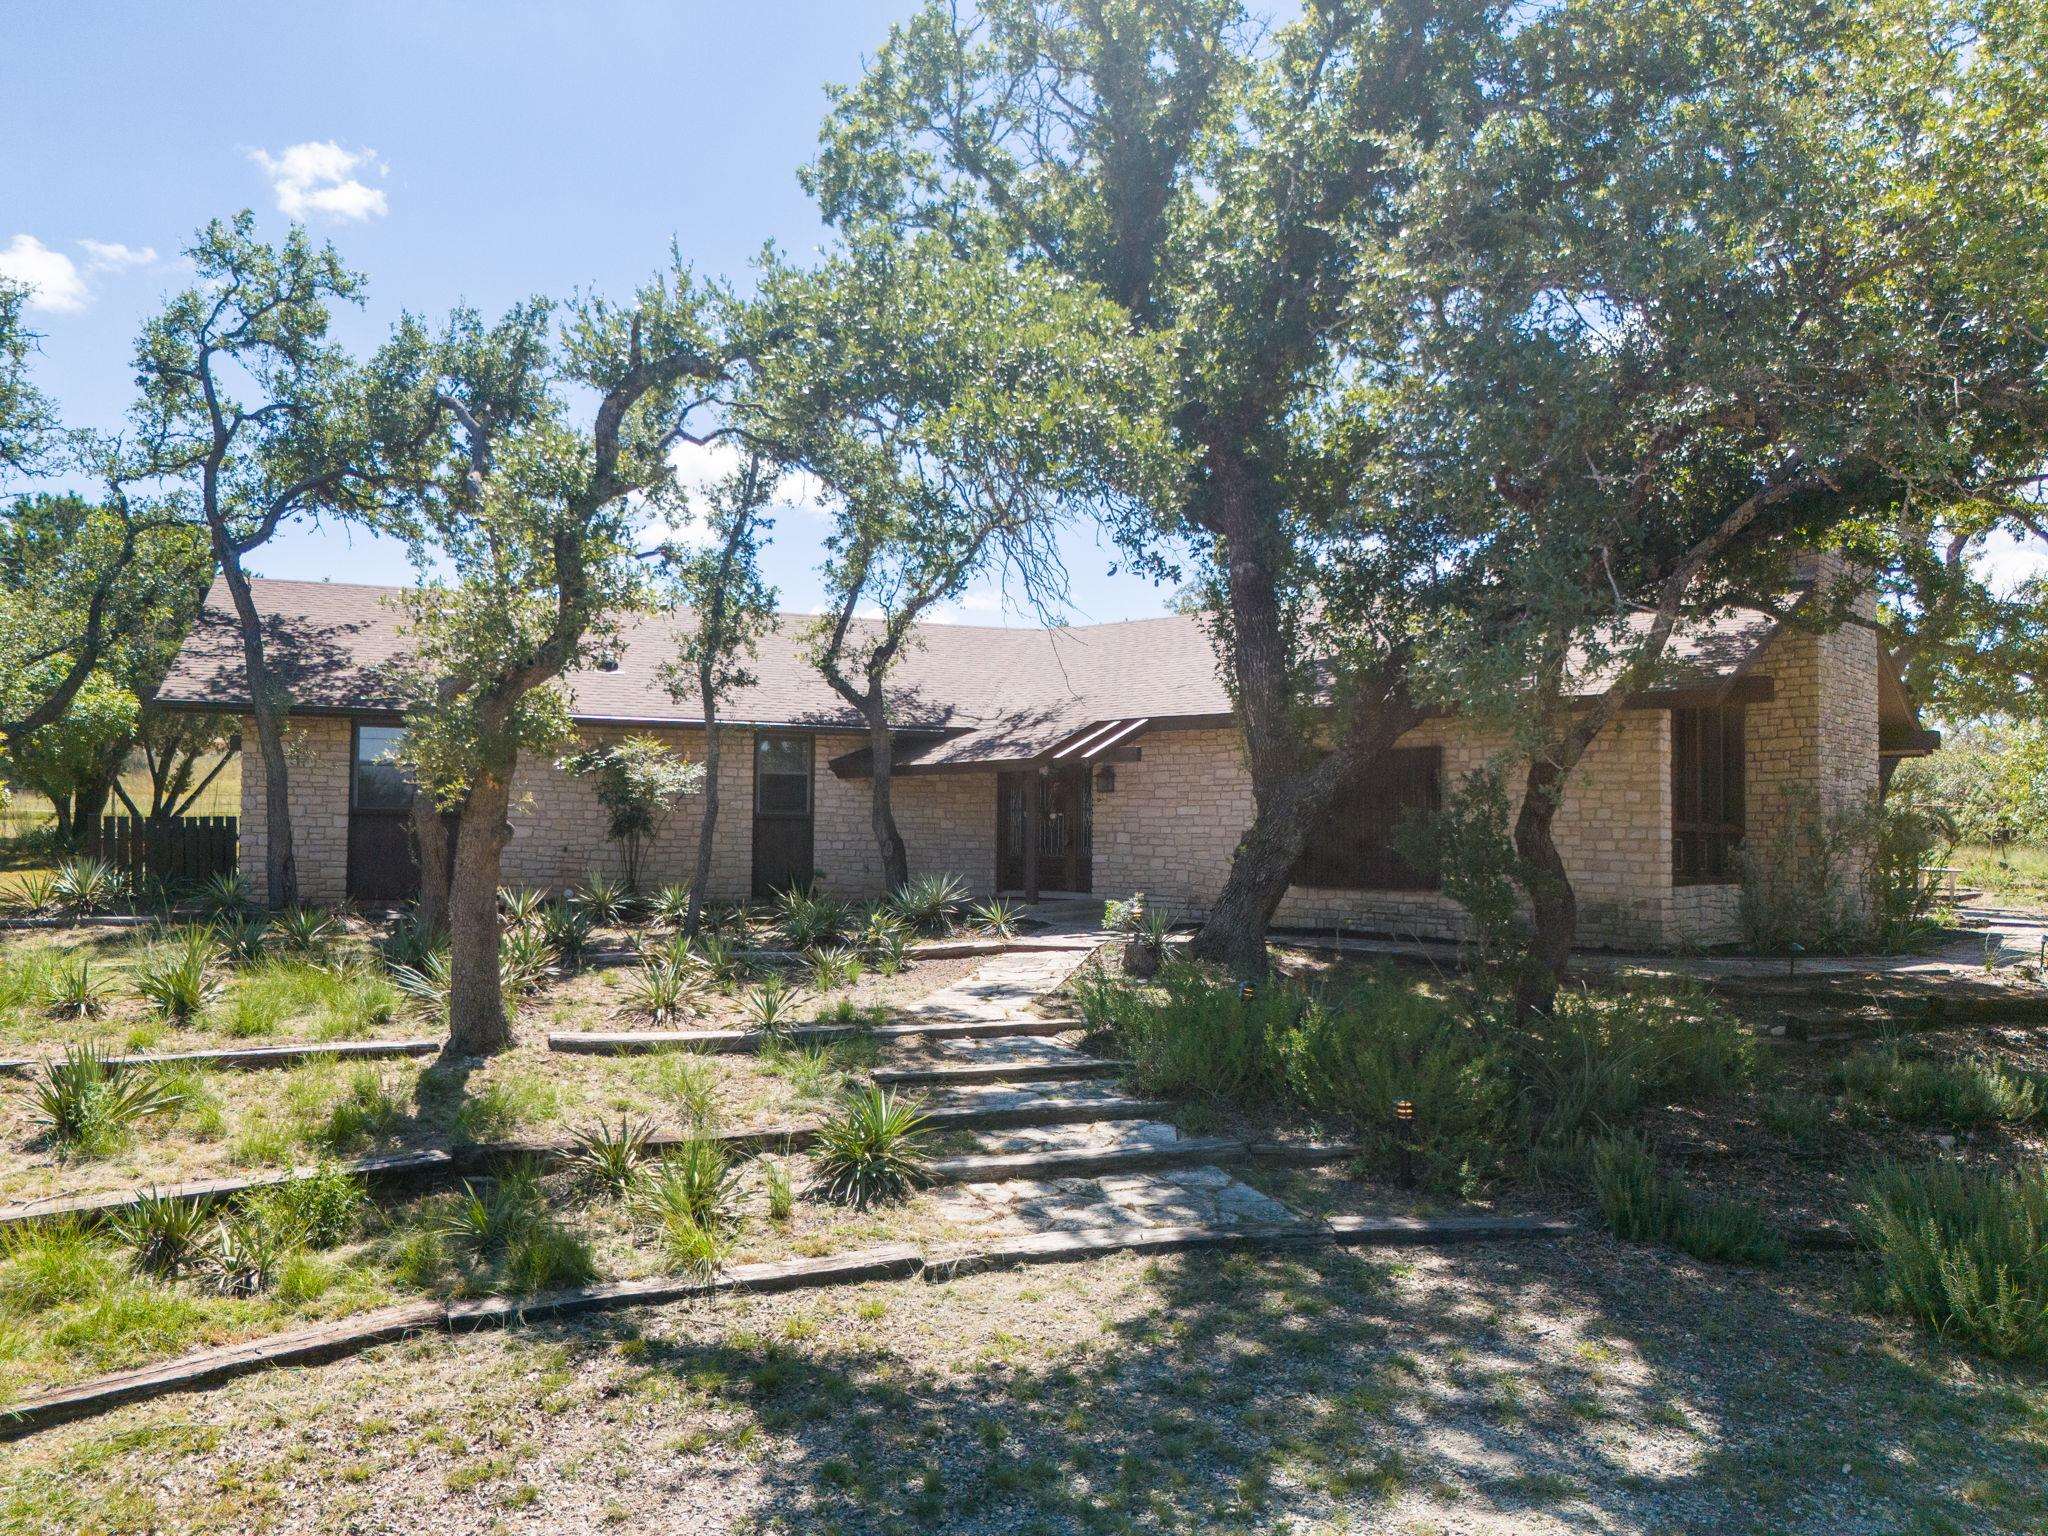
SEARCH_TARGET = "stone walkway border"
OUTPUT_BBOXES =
[1,1214,1572,1441]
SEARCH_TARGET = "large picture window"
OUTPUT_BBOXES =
[1672,704,1746,883]
[1290,746,1442,892]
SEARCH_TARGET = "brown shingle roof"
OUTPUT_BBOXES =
[155,577,1795,769]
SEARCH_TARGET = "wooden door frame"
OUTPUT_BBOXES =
[750,730,816,899]
[345,719,419,904]
[994,765,1091,900]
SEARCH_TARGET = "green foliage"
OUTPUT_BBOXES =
[51,856,124,914]
[1672,1197,1788,1268]
[855,909,911,973]
[1893,724,2048,848]
[134,928,220,1022]
[454,1072,561,1142]
[1522,984,1752,1144]
[434,1175,546,1259]
[886,874,965,935]
[745,975,795,1033]
[109,1191,211,1279]
[0,1219,116,1311]
[1857,1162,2048,1361]
[205,1206,292,1296]
[43,957,110,1018]
[498,886,546,926]
[537,898,594,967]
[238,1166,367,1249]
[209,912,270,966]
[775,886,848,949]
[969,899,1021,938]
[557,738,703,890]
[631,957,698,1022]
[271,906,337,953]
[806,945,863,992]
[635,1140,741,1258]
[1835,1047,2047,1131]
[1586,1133,1782,1266]
[648,884,693,927]
[1741,791,1955,955]
[571,871,638,925]
[199,872,251,915]
[1397,768,1531,989]
[497,922,560,994]
[506,1222,598,1293]
[4,868,59,916]
[29,1044,182,1156]
[568,1117,653,1197]
[808,1086,932,1210]
[307,1065,406,1153]
[763,1158,795,1223]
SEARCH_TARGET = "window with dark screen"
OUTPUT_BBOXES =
[1290,746,1442,891]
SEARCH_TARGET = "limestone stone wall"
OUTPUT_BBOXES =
[238,715,353,908]
[812,741,1000,898]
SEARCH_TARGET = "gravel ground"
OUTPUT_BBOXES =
[6,1233,2044,1536]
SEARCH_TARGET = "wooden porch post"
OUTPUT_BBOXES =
[1023,769,1042,903]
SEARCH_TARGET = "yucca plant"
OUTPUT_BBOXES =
[775,886,848,949]
[498,886,546,927]
[809,1087,932,1210]
[969,899,1022,939]
[52,857,124,915]
[210,912,271,966]
[7,869,61,917]
[631,958,696,1023]
[205,1207,290,1296]
[30,1044,184,1155]
[135,930,221,1022]
[886,873,967,935]
[856,909,912,973]
[110,1190,211,1277]
[538,898,595,966]
[807,945,864,993]
[648,884,693,927]
[573,873,635,926]
[569,1116,654,1197]
[499,924,560,994]
[43,958,110,1019]
[380,912,441,970]
[200,871,253,915]
[434,1174,546,1259]
[692,930,748,985]
[272,905,336,952]
[746,975,795,1034]
[389,949,454,1022]
[635,1139,740,1238]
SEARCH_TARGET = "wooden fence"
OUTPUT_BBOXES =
[88,815,238,886]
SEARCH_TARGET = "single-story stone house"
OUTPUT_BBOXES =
[154,558,1937,949]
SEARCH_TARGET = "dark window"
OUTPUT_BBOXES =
[351,724,415,813]
[1672,704,1746,883]
[754,734,812,818]
[1290,747,1442,892]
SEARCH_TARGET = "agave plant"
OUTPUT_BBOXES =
[111,1190,214,1278]
[809,1087,932,1210]
[389,949,454,1022]
[272,905,337,952]
[43,958,110,1019]
[200,871,253,915]
[6,869,61,917]
[30,1044,185,1155]
[498,886,547,927]
[857,910,912,975]
[631,958,697,1023]
[135,929,221,1022]
[205,1207,289,1296]
[745,975,795,1034]
[692,930,748,986]
[52,857,124,915]
[807,945,864,993]
[969,899,1022,939]
[499,924,561,994]
[538,898,595,966]
[434,1174,545,1258]
[568,1116,654,1197]
[380,912,441,970]
[886,873,967,936]
[573,874,635,926]
[648,884,693,927]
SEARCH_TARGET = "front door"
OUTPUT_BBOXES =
[346,723,421,904]
[751,732,815,898]
[995,766,1092,894]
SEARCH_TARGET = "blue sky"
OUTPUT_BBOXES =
[4,2,2038,618]
[0,0,1176,624]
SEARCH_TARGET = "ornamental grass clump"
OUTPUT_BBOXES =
[809,1086,932,1210]
[30,1044,184,1156]
[1856,1161,2048,1361]
[569,1116,654,1197]
[135,928,221,1022]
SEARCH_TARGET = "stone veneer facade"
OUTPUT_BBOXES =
[238,576,1880,950]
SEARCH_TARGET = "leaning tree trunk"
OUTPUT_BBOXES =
[445,770,515,1056]
[216,554,296,908]
[1511,757,1578,1020]
[684,689,721,938]
[863,693,909,893]
[410,794,452,936]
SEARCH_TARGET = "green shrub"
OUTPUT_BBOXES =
[1588,1134,1681,1243]
[745,976,795,1034]
[764,1159,795,1222]
[1673,1197,1786,1266]
[648,885,693,927]
[308,1065,407,1153]
[1759,1090,1831,1149]
[1856,1162,2048,1360]
[241,1166,368,1248]
[52,857,124,914]
[497,924,560,994]
[538,899,595,966]
[29,1044,184,1156]
[809,1087,932,1210]
[210,913,271,966]
[969,899,1021,938]
[206,1207,293,1296]
[454,1073,561,1142]
[886,873,967,935]
[568,1117,652,1197]
[1836,1047,2046,1130]
[636,1140,739,1234]
[435,1175,546,1259]
[1104,962,1291,1104]
[42,958,110,1019]
[807,945,864,992]
[271,905,337,952]
[631,959,697,1022]
[573,873,636,927]
[775,886,849,949]
[1527,983,1750,1143]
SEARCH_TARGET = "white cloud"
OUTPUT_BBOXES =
[78,238,157,271]
[1976,528,2047,594]
[0,234,88,312]
[249,141,389,222]
[660,439,832,548]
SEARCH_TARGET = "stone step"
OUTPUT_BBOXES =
[873,1056,1125,1088]
[931,1130,1357,1185]
[550,1013,1077,1056]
